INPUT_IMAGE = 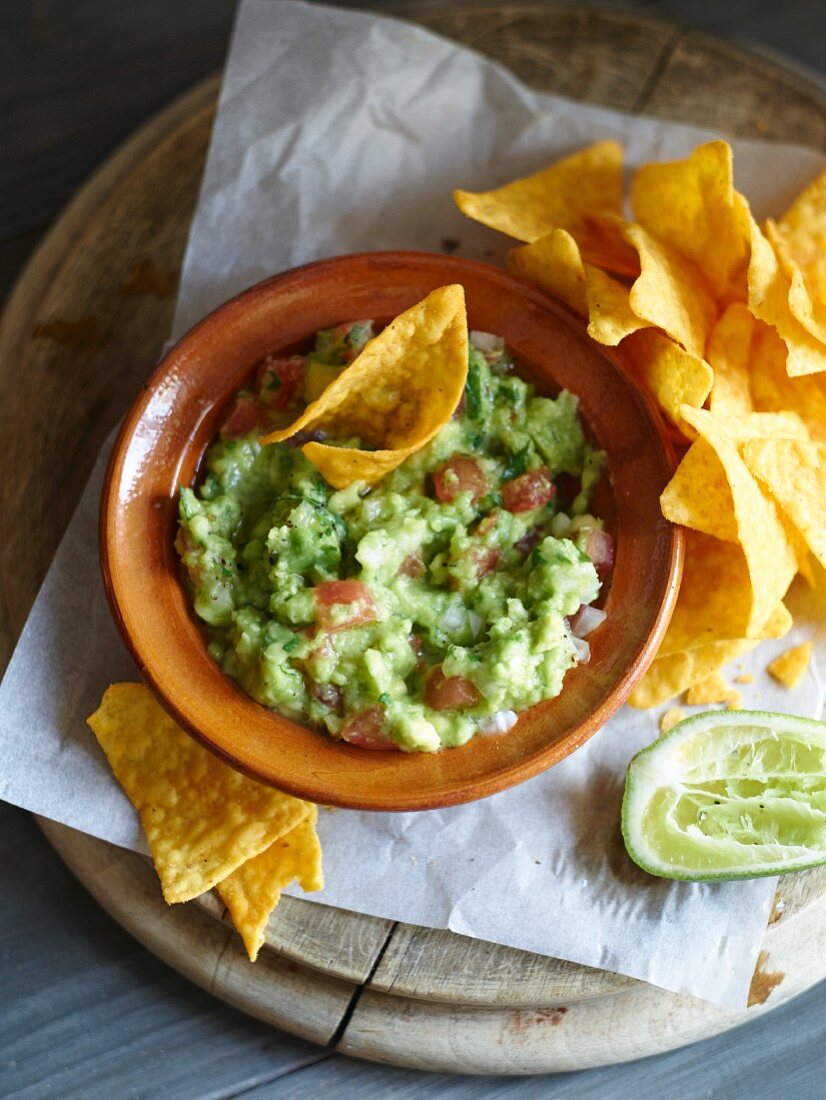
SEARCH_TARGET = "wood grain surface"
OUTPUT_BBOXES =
[2,0,826,1089]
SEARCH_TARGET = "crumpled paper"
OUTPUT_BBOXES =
[1,0,824,1008]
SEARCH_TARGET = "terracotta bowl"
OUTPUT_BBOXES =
[101,252,682,811]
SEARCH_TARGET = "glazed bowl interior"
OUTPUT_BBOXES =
[101,252,681,811]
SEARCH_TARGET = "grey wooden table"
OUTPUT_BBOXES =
[2,2,826,1096]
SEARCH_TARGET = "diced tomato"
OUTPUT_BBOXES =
[424,667,482,711]
[586,528,614,576]
[398,552,426,579]
[256,355,305,410]
[309,680,343,712]
[470,546,500,580]
[220,396,269,440]
[328,321,372,364]
[340,706,396,749]
[502,467,556,513]
[314,580,377,632]
[433,455,489,504]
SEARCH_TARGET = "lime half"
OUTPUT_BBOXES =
[622,709,826,880]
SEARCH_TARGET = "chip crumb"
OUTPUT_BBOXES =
[767,642,813,688]
[685,671,741,707]
[735,673,754,685]
[660,707,685,734]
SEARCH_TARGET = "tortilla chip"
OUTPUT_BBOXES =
[622,221,717,358]
[707,303,755,416]
[660,438,739,542]
[507,229,588,315]
[776,167,826,320]
[678,405,800,635]
[454,141,624,263]
[629,599,790,708]
[750,320,826,442]
[585,266,648,346]
[657,532,791,655]
[767,220,826,346]
[767,642,813,689]
[629,638,755,709]
[659,707,685,734]
[778,166,826,262]
[217,808,323,962]
[261,285,468,488]
[738,193,826,377]
[87,684,312,904]
[743,438,826,570]
[630,141,749,300]
[620,329,713,429]
[508,231,645,344]
[580,211,641,277]
[685,671,741,707]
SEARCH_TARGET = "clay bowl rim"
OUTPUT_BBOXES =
[100,250,683,812]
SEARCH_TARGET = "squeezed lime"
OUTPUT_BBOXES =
[622,710,826,880]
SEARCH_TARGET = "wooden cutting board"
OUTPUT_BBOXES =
[3,3,826,1075]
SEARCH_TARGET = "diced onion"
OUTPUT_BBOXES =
[440,601,467,633]
[571,636,591,664]
[477,710,518,735]
[571,605,607,639]
[467,610,484,640]
[470,331,505,353]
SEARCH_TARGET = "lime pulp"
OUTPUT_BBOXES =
[622,709,826,880]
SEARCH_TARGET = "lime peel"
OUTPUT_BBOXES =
[622,709,826,881]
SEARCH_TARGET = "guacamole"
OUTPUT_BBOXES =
[177,323,612,752]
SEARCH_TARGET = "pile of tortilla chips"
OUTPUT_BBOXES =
[261,284,469,488]
[88,684,323,962]
[456,141,825,706]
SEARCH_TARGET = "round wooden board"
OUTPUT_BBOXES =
[2,2,826,1075]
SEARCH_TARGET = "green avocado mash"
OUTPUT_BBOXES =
[177,323,611,752]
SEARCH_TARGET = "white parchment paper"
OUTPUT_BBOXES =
[1,0,825,1008]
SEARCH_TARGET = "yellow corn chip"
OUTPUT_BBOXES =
[217,808,323,962]
[620,329,713,429]
[622,221,717,358]
[508,232,645,344]
[685,671,741,707]
[679,405,800,634]
[660,438,739,542]
[630,599,790,708]
[657,532,791,655]
[630,141,749,300]
[743,438,826,570]
[738,193,826,377]
[507,229,588,315]
[660,707,685,734]
[750,321,826,442]
[767,220,826,346]
[707,303,755,416]
[629,638,755,709]
[776,167,826,331]
[767,642,813,689]
[585,265,647,346]
[581,211,641,277]
[454,141,624,262]
[87,684,312,904]
[260,285,468,488]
